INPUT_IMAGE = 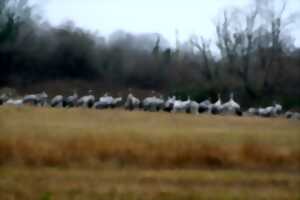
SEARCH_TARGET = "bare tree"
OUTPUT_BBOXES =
[190,36,214,81]
[215,0,299,98]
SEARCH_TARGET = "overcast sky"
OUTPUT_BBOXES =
[35,0,300,46]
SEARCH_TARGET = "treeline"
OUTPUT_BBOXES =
[0,0,299,107]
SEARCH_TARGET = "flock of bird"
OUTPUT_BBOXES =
[0,90,299,120]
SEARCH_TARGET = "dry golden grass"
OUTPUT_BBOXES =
[0,167,299,200]
[0,106,299,169]
[0,106,300,199]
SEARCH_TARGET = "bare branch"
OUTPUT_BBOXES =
[278,0,287,18]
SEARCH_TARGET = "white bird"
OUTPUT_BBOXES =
[211,94,223,114]
[65,91,78,107]
[222,93,242,116]
[51,95,64,108]
[0,93,8,105]
[172,97,191,113]
[125,93,141,111]
[258,107,272,117]
[23,94,38,105]
[258,102,283,117]
[198,99,212,113]
[186,100,199,115]
[99,93,114,104]
[247,107,258,116]
[23,92,48,106]
[163,96,176,112]
[5,99,23,107]
[143,95,164,112]
[273,102,282,115]
[112,97,123,108]
[94,93,115,109]
[285,111,294,119]
[77,90,95,108]
[291,112,300,120]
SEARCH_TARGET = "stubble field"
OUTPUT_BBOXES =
[0,106,299,199]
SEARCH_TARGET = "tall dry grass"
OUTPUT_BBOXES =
[1,168,299,200]
[0,106,299,169]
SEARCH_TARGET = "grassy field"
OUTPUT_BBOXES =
[0,106,299,199]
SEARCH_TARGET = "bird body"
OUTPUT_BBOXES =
[5,99,23,106]
[51,95,64,107]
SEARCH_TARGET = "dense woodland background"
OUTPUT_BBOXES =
[0,0,299,108]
